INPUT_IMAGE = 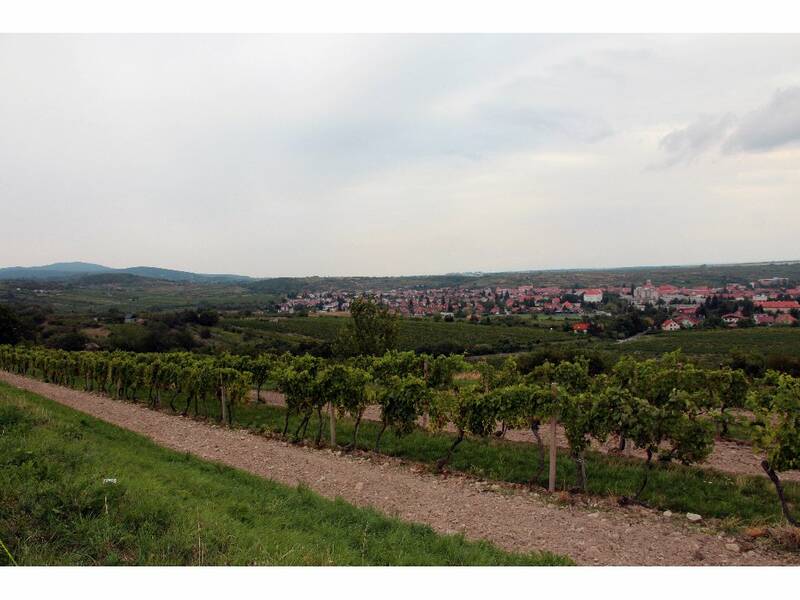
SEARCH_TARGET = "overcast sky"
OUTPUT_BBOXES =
[1,34,799,277]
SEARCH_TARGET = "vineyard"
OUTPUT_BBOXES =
[1,344,799,527]
[615,328,800,361]
[224,315,576,354]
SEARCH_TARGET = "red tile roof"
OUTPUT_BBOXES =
[757,300,800,310]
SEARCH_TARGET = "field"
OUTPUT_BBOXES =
[613,328,800,362]
[0,278,279,313]
[225,315,576,354]
[222,316,800,363]
[0,383,568,566]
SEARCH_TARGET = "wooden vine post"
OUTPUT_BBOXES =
[421,358,429,429]
[548,382,558,493]
[329,402,336,447]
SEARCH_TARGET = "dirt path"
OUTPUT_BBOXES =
[2,371,795,566]
[250,390,800,483]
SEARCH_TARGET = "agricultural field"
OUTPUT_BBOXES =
[0,277,279,314]
[0,383,567,566]
[225,315,577,354]
[3,345,799,530]
[4,340,800,567]
[613,328,800,363]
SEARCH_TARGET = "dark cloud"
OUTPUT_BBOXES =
[724,86,800,152]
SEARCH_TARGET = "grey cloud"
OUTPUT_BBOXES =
[658,114,735,166]
[2,35,800,276]
[724,86,800,152]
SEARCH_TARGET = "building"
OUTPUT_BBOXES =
[755,277,789,287]
[582,289,603,303]
[572,322,590,334]
[775,313,798,326]
[722,313,743,326]
[757,300,800,314]
[754,314,775,326]
[661,319,680,332]
[634,280,659,306]
[676,315,700,328]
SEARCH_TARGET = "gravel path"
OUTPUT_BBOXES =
[2,371,795,566]
[251,390,799,482]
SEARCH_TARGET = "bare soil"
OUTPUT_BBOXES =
[2,371,797,566]
[250,390,800,483]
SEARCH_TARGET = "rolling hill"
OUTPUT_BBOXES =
[0,262,252,283]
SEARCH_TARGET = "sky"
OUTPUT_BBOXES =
[1,34,800,277]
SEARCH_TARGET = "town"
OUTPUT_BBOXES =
[278,276,800,332]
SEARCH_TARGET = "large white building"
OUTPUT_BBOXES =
[633,280,659,306]
[582,288,603,303]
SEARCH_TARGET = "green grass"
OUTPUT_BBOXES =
[0,383,570,566]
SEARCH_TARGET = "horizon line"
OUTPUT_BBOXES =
[2,257,800,281]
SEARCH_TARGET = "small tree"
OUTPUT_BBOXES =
[491,383,554,486]
[550,358,596,492]
[317,363,371,449]
[249,354,275,403]
[704,367,748,438]
[0,305,27,345]
[430,386,499,471]
[748,372,800,525]
[274,354,320,440]
[559,390,607,493]
[477,357,520,437]
[373,375,430,452]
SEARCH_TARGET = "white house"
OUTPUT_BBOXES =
[582,289,603,303]
[660,319,680,332]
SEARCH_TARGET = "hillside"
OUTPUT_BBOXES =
[0,262,252,283]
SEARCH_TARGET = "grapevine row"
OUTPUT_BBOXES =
[1,344,798,523]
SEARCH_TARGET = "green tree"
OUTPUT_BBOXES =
[249,354,276,403]
[748,372,800,525]
[333,296,399,358]
[318,363,371,449]
[274,354,320,439]
[0,305,26,345]
[373,375,431,452]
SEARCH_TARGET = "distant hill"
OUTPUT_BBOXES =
[246,261,800,294]
[0,262,252,283]
[3,259,800,291]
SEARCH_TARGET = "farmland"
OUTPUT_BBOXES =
[4,344,800,531]
[224,315,577,354]
[0,276,280,314]
[611,328,800,363]
[3,371,796,566]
